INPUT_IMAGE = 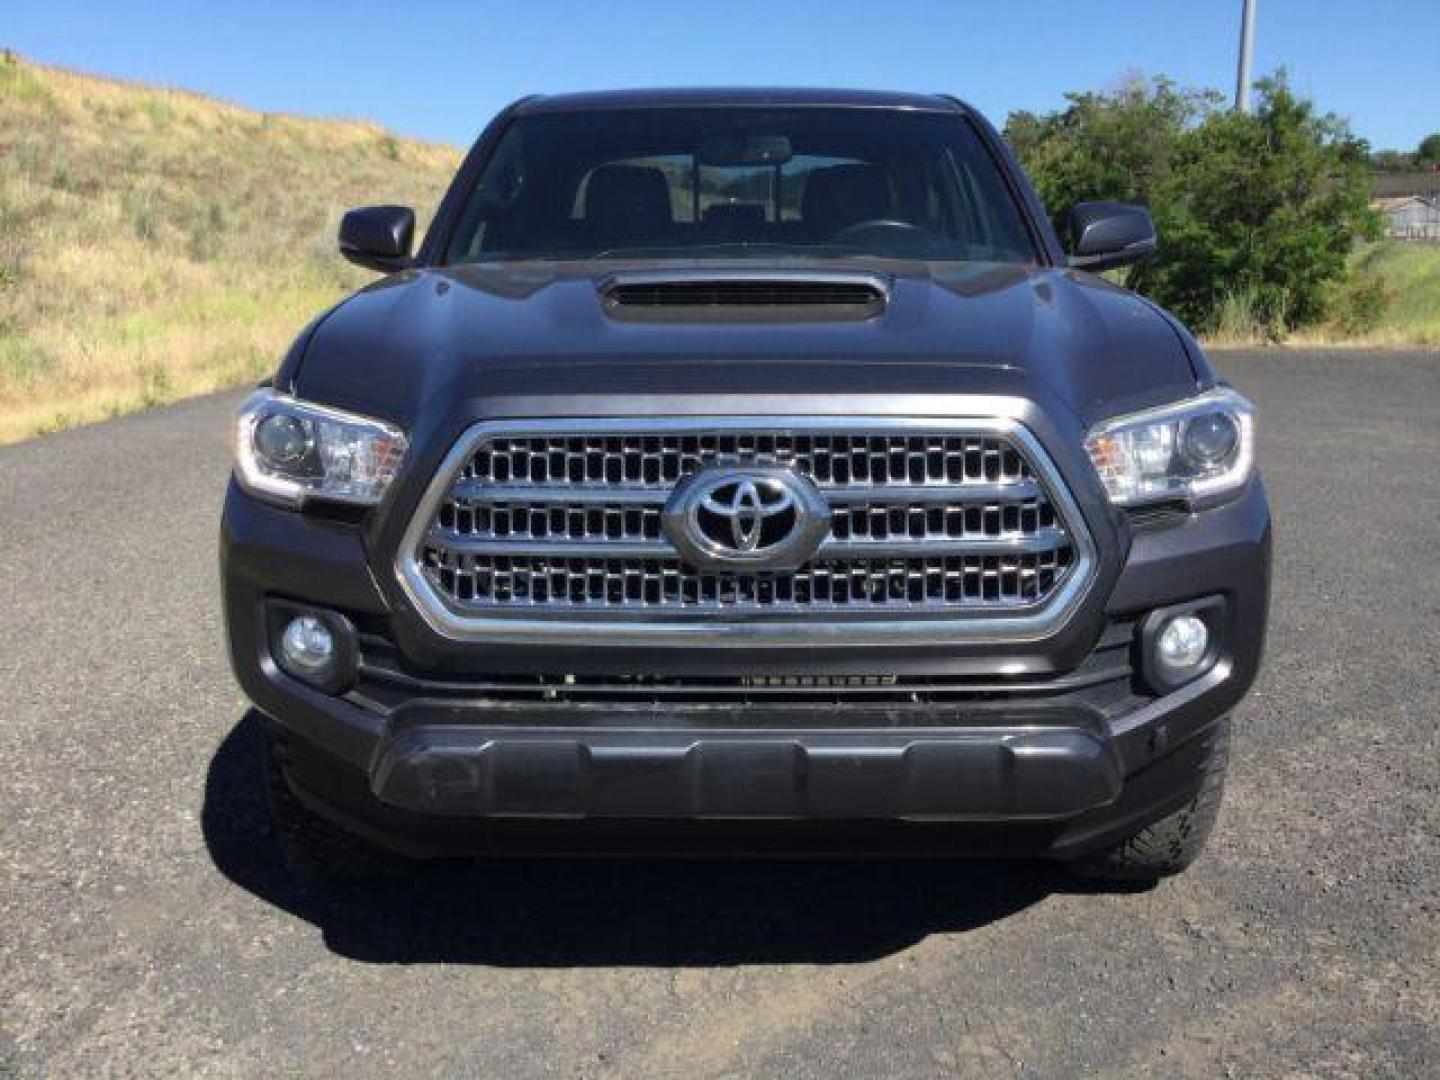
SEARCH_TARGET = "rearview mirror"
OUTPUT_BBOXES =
[339,205,415,273]
[1067,202,1156,272]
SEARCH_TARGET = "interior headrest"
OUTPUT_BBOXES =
[584,164,673,241]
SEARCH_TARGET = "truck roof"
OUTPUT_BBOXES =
[514,87,968,115]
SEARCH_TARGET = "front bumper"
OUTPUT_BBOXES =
[371,724,1122,821]
[222,474,1269,859]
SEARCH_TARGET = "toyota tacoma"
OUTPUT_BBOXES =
[221,89,1269,882]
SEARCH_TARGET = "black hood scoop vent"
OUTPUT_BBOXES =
[600,271,888,321]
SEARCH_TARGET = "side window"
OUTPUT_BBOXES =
[447,127,526,259]
[568,157,879,228]
[485,130,526,210]
[697,164,775,222]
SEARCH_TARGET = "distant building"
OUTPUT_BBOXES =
[1369,170,1440,200]
[1371,195,1440,242]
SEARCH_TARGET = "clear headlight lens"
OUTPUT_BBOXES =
[1084,388,1255,507]
[232,389,408,508]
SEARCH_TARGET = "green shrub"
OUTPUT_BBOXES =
[1329,276,1390,336]
[1005,72,1381,334]
[1211,286,1287,343]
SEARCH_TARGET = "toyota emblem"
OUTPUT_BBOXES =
[662,467,830,570]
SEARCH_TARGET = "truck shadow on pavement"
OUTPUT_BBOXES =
[204,711,1144,966]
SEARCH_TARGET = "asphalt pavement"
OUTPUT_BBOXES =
[1,349,1436,1078]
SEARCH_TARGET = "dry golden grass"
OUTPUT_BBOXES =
[0,51,460,444]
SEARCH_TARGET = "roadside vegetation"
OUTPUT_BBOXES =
[0,52,458,444]
[0,54,1434,445]
[1005,72,1412,344]
[1206,241,1440,347]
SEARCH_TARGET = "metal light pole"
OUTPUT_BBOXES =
[1235,0,1257,113]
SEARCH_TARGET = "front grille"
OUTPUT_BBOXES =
[402,420,1093,637]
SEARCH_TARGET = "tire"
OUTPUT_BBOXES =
[1066,718,1230,882]
[263,725,412,884]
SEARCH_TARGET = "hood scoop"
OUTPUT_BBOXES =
[600,270,888,322]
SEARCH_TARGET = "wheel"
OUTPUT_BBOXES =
[262,724,412,883]
[1066,719,1231,881]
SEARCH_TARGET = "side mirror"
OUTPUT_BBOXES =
[1067,202,1156,272]
[338,205,415,273]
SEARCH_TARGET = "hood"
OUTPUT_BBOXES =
[292,259,1201,431]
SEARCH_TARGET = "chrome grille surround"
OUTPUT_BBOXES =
[396,418,1097,647]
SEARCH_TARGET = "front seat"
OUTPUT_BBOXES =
[584,164,673,247]
[801,164,891,240]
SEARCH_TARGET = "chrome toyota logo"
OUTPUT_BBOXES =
[663,467,830,570]
[702,476,795,552]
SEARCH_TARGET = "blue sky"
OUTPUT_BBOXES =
[5,0,1437,151]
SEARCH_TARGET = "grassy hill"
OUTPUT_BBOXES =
[0,52,460,444]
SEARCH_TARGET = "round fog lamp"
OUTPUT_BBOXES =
[280,615,336,674]
[1157,613,1209,670]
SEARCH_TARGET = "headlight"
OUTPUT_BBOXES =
[1084,387,1255,508]
[232,389,408,508]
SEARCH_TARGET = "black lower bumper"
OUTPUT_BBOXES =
[270,706,1228,860]
[371,725,1122,821]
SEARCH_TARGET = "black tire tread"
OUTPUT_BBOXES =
[263,727,411,883]
[1068,719,1230,881]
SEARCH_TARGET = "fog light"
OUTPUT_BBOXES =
[280,615,335,675]
[1157,613,1209,670]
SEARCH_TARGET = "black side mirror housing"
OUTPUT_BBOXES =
[338,205,415,273]
[1067,202,1157,272]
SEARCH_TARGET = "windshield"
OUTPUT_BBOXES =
[443,107,1038,264]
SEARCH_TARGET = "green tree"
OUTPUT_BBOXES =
[1417,132,1440,166]
[1004,77,1221,301]
[1003,77,1218,234]
[1007,72,1381,334]
[1154,75,1380,330]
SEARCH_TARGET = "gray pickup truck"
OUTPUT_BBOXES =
[222,88,1269,882]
